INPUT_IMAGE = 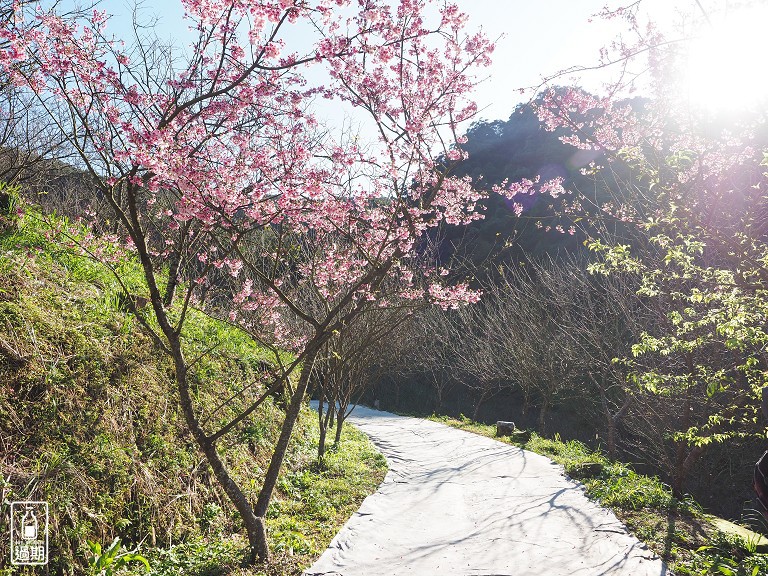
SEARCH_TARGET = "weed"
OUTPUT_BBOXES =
[87,537,150,576]
[588,463,675,510]
[142,537,242,576]
[199,503,223,535]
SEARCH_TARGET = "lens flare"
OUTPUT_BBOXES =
[682,3,768,114]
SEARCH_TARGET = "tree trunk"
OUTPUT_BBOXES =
[672,445,705,498]
[472,388,488,421]
[121,186,270,563]
[434,380,443,412]
[334,412,344,444]
[255,346,319,520]
[538,397,549,435]
[317,392,327,460]
[201,441,268,562]
[171,344,268,563]
[333,394,352,445]
[596,379,631,459]
[318,395,335,459]
[606,419,617,459]
[318,424,327,459]
[163,250,181,308]
[597,379,615,456]
[671,357,699,498]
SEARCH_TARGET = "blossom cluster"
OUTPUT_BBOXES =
[1,0,493,348]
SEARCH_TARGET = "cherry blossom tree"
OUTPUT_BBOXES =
[2,0,492,563]
[523,0,768,494]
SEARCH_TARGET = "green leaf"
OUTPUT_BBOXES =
[105,537,121,556]
[122,553,151,572]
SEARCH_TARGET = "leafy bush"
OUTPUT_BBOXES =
[143,537,242,576]
[588,463,675,510]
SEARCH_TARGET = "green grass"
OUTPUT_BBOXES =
[429,414,768,575]
[262,419,387,575]
[0,197,386,575]
[132,417,387,576]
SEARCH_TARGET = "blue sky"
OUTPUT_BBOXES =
[59,0,694,133]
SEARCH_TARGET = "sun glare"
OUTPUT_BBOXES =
[682,4,768,115]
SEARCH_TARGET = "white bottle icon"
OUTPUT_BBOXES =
[21,508,37,541]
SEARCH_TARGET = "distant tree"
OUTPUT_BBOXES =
[553,264,647,458]
[407,306,466,412]
[0,2,77,191]
[399,254,655,448]
[433,92,624,267]
[312,304,413,458]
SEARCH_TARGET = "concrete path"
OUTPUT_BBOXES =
[304,405,671,576]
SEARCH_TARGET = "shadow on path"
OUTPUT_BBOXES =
[305,405,671,576]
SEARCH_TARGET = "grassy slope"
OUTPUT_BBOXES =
[0,204,385,575]
[430,415,768,576]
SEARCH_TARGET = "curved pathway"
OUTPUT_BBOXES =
[305,405,671,576]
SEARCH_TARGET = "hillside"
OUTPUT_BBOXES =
[0,191,386,575]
